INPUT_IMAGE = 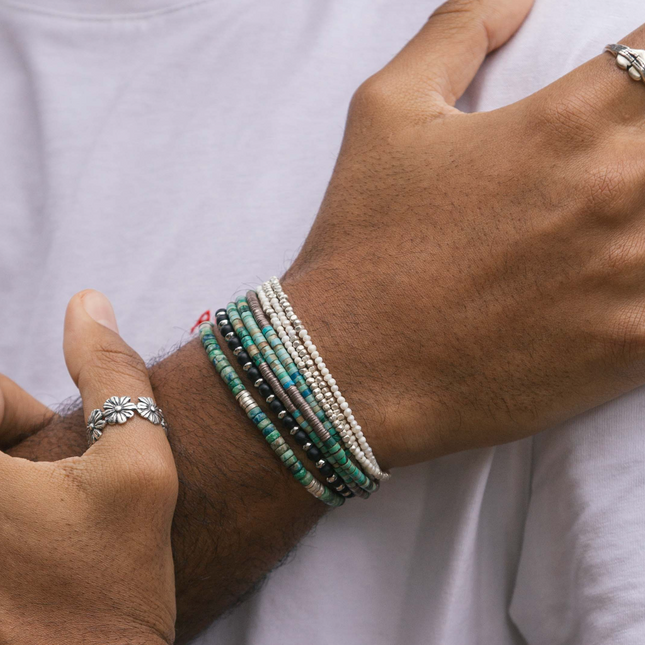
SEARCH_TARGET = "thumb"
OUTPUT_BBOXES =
[64,290,174,480]
[382,0,534,111]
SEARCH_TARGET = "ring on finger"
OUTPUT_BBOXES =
[86,396,168,446]
[605,43,645,82]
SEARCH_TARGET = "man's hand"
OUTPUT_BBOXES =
[0,291,177,645]
[287,3,645,466]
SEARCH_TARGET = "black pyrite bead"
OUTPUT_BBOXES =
[293,429,309,445]
[282,413,297,430]
[258,383,272,399]
[247,366,261,382]
[318,462,335,478]
[236,350,251,366]
[219,324,234,337]
[227,338,242,352]
[269,399,284,415]
[307,446,323,462]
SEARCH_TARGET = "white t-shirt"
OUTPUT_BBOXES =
[1,1,644,643]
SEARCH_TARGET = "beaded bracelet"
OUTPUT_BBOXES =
[221,303,356,497]
[226,300,367,497]
[198,322,345,507]
[215,306,353,498]
[242,292,378,495]
[260,278,389,481]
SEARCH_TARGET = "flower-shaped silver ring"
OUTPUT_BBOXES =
[103,396,137,425]
[136,397,162,425]
[86,395,168,446]
[86,408,106,445]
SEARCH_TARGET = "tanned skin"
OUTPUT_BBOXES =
[8,0,645,642]
[10,332,327,644]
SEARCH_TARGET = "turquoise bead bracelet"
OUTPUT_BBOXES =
[225,301,360,498]
[259,278,389,482]
[221,303,353,498]
[241,293,378,496]
[198,322,344,507]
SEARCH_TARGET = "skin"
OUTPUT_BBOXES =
[0,291,177,645]
[4,0,645,641]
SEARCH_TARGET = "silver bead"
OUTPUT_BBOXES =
[278,410,286,419]
[326,475,338,483]
[266,394,275,403]
[302,442,312,451]
[217,319,229,329]
[233,346,243,356]
[254,378,264,388]
[316,460,326,469]
[242,362,252,371]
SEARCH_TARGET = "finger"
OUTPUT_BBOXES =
[63,290,175,484]
[381,0,534,110]
[553,24,645,124]
[0,375,55,449]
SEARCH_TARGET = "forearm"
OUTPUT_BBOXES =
[9,276,362,644]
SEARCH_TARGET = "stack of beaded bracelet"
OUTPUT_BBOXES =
[259,277,389,481]
[198,278,389,506]
[199,322,345,507]
[216,302,353,499]
[241,293,378,497]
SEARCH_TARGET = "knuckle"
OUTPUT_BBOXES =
[350,74,402,121]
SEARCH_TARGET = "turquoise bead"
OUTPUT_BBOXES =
[199,319,345,507]
[244,299,378,495]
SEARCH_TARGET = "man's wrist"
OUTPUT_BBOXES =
[283,271,399,469]
[9,283,372,642]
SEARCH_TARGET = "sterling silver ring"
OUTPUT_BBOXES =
[605,43,645,82]
[86,396,168,446]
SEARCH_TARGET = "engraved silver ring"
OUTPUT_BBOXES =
[86,396,168,446]
[605,43,645,82]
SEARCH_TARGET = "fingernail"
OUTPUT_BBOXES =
[81,290,119,334]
